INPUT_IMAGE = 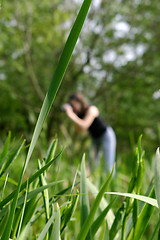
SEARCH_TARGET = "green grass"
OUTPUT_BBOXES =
[0,0,160,238]
[0,135,160,240]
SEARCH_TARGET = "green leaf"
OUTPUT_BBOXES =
[155,148,160,209]
[150,216,160,240]
[109,201,125,240]
[24,0,93,174]
[91,197,116,237]
[105,192,158,208]
[80,154,91,240]
[0,205,10,238]
[61,192,79,233]
[50,205,61,240]
[16,181,29,239]
[38,160,50,222]
[0,131,11,166]
[45,139,58,164]
[0,152,61,209]
[0,139,25,177]
[1,140,26,240]
[86,178,115,229]
[17,181,63,206]
[127,187,155,240]
[37,207,55,240]
[77,164,114,240]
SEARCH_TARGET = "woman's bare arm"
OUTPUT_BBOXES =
[64,105,99,130]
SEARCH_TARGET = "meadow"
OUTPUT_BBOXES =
[0,133,160,240]
[1,0,160,239]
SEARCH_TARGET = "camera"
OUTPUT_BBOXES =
[60,103,72,111]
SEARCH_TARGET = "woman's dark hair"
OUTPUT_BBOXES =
[69,92,89,116]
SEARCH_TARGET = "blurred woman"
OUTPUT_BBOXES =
[63,93,116,173]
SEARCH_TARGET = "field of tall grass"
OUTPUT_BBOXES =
[0,133,160,240]
[0,0,160,239]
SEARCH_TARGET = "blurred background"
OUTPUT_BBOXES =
[1,0,160,161]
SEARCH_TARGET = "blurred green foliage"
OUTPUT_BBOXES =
[1,0,160,157]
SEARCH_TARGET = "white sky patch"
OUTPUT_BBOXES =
[0,73,6,80]
[3,19,18,28]
[114,21,130,38]
[153,89,160,100]
[103,50,117,63]
[83,65,91,73]
[103,44,146,67]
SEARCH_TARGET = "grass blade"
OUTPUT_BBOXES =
[24,0,93,173]
[91,197,116,237]
[50,205,61,240]
[17,181,63,206]
[80,154,91,240]
[0,205,10,238]
[38,160,50,222]
[45,139,58,164]
[0,131,11,166]
[37,208,55,240]
[86,178,115,229]
[127,187,155,240]
[155,148,160,209]
[150,216,160,240]
[0,139,25,177]
[77,165,114,240]
[1,140,25,240]
[0,152,61,209]
[105,192,158,208]
[16,181,29,239]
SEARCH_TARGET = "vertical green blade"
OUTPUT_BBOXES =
[24,0,93,173]
[80,154,91,240]
[155,148,160,209]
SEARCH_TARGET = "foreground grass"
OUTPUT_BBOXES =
[0,134,160,240]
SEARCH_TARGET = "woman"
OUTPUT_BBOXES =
[63,93,116,173]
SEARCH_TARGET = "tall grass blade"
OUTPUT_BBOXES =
[127,187,155,240]
[16,181,29,240]
[103,222,109,240]
[77,165,114,240]
[150,216,160,240]
[0,139,25,177]
[37,206,55,240]
[61,192,79,233]
[0,175,17,186]
[80,154,91,240]
[11,182,29,239]
[38,160,50,222]
[155,148,160,209]
[91,197,116,237]
[109,202,125,240]
[24,0,93,173]
[0,205,10,238]
[17,181,63,206]
[1,173,8,200]
[0,131,11,165]
[21,197,39,231]
[61,169,79,233]
[116,178,154,240]
[45,139,58,164]
[1,140,25,240]
[86,178,115,229]
[105,192,158,208]
[50,205,61,240]
[0,152,61,209]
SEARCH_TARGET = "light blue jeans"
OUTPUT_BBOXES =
[91,126,116,173]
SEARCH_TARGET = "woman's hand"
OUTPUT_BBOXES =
[63,104,99,130]
[63,104,75,118]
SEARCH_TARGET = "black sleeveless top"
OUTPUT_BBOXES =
[78,106,107,138]
[88,116,107,138]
